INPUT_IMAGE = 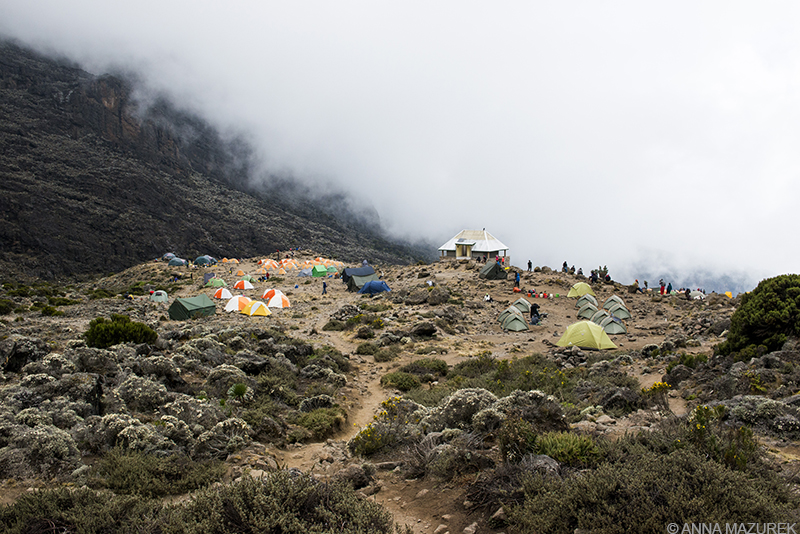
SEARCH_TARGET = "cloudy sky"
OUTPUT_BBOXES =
[3,1,799,292]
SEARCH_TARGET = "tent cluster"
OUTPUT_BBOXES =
[162,252,218,267]
[256,256,344,277]
[341,265,380,292]
[496,297,534,331]
[566,282,632,338]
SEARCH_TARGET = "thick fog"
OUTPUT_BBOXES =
[3,1,800,292]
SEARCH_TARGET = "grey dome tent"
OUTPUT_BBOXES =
[607,303,632,320]
[575,294,598,309]
[512,298,532,314]
[600,316,627,334]
[577,303,599,319]
[590,309,610,324]
[149,290,168,303]
[168,258,188,267]
[501,313,529,332]
[603,295,626,310]
[479,262,507,280]
[498,305,524,325]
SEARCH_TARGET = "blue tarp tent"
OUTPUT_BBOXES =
[358,280,391,294]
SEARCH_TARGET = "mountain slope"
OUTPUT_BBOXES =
[0,41,432,279]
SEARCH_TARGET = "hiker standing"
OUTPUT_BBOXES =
[527,260,532,272]
[659,279,666,295]
[322,281,327,295]
[514,272,520,288]
[530,303,541,325]
[667,282,672,294]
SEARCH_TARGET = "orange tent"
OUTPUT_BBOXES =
[213,288,233,299]
[266,293,291,308]
[225,295,251,312]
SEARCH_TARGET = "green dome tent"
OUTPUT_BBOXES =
[498,305,524,325]
[607,303,632,320]
[168,258,188,267]
[575,294,598,309]
[512,298,532,314]
[577,303,599,319]
[501,313,529,332]
[567,282,595,298]
[600,316,627,334]
[312,265,328,277]
[590,309,610,324]
[205,278,227,288]
[326,265,339,274]
[603,295,626,310]
[556,321,617,350]
[479,262,507,280]
[168,294,216,320]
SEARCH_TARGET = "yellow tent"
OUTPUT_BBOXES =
[241,301,271,317]
[725,291,733,299]
[556,321,617,350]
[567,282,596,298]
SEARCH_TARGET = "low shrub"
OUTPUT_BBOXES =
[374,345,401,362]
[0,298,14,315]
[89,447,226,498]
[380,372,421,392]
[498,416,537,462]
[508,448,799,534]
[84,314,158,348]
[0,488,164,534]
[535,431,600,467]
[322,320,347,331]
[355,341,379,355]
[296,407,347,439]
[399,358,449,383]
[666,353,708,373]
[166,470,408,534]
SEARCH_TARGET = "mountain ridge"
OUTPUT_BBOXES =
[0,40,433,280]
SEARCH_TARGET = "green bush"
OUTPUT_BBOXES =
[83,314,158,348]
[380,371,421,392]
[86,288,116,300]
[498,416,537,462]
[508,448,799,534]
[322,319,347,331]
[166,470,406,534]
[666,353,708,373]
[89,447,226,498]
[1,474,412,534]
[40,305,64,317]
[400,358,448,376]
[296,407,347,439]
[355,341,379,355]
[0,488,164,534]
[717,274,800,356]
[535,431,600,467]
[374,345,401,362]
[0,298,14,315]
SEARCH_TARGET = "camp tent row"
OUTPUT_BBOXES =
[497,297,533,331]
[570,286,631,334]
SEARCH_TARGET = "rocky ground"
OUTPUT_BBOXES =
[1,253,799,533]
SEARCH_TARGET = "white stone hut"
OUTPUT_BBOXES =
[438,229,509,262]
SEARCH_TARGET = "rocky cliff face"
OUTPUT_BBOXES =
[0,41,431,279]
